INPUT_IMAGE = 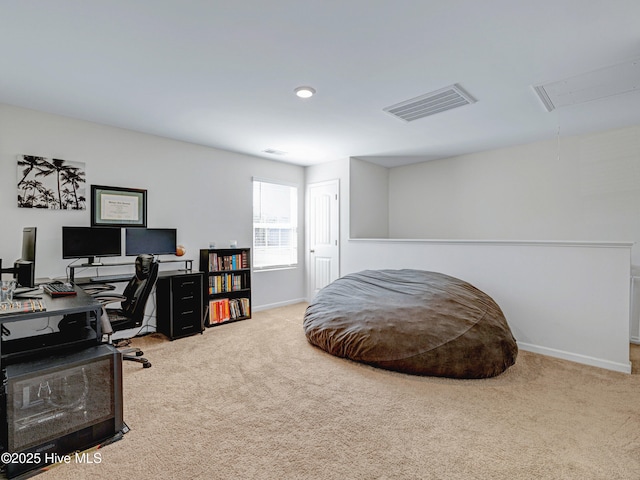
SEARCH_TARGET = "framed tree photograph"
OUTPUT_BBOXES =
[17,155,87,210]
[91,184,147,227]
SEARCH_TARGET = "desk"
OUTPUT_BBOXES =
[0,285,102,364]
[69,258,193,283]
[74,268,194,286]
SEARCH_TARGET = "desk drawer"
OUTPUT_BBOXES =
[172,300,200,322]
[156,272,204,340]
[171,311,201,336]
[171,275,200,296]
[172,293,200,313]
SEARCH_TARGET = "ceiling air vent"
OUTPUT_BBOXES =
[262,149,287,156]
[383,84,477,122]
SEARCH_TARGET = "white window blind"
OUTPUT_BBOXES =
[252,179,298,269]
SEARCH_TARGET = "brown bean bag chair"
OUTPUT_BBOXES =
[303,269,517,378]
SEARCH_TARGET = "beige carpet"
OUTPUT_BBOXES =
[41,303,640,480]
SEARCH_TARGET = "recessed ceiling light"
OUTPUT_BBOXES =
[294,86,316,98]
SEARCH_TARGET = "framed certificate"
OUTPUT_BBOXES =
[91,185,147,228]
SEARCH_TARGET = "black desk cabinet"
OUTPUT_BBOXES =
[156,272,204,340]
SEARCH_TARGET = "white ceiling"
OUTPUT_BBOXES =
[1,1,639,167]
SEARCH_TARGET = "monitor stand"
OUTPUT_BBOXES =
[82,257,103,267]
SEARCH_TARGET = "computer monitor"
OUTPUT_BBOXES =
[21,227,37,263]
[0,227,37,288]
[125,228,177,256]
[17,227,37,287]
[62,226,122,265]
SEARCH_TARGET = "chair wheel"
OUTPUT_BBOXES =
[143,362,152,368]
[135,351,144,356]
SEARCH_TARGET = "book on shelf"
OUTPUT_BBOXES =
[208,297,250,324]
[208,298,230,324]
[207,251,249,272]
[208,273,244,294]
[240,297,250,317]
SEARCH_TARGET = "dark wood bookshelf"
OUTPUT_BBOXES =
[199,248,251,327]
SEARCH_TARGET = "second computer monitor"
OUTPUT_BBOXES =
[125,228,177,256]
[62,226,122,265]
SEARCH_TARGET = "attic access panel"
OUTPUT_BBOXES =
[533,58,640,112]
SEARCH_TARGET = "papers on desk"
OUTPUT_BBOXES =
[0,300,46,315]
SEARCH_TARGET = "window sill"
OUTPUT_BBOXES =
[253,265,298,273]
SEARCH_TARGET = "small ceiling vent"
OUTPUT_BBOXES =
[383,84,477,122]
[262,149,287,156]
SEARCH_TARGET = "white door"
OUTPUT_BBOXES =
[307,180,339,300]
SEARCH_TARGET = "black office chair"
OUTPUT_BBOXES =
[93,254,159,368]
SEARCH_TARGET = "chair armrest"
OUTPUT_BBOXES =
[82,284,116,295]
[93,293,127,307]
[94,292,127,337]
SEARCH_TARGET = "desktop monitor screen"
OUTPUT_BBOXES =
[12,227,37,287]
[62,226,121,264]
[21,227,37,262]
[125,228,177,256]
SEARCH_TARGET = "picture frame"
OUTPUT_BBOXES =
[91,184,147,228]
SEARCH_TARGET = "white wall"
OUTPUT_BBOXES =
[305,150,633,372]
[0,103,306,309]
[349,157,388,238]
[388,125,640,261]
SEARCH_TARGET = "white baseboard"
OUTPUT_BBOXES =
[253,298,307,312]
[631,336,640,345]
[518,342,632,374]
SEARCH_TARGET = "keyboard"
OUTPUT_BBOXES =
[90,274,132,282]
[43,283,77,297]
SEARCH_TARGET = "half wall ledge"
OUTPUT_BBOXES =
[343,238,633,373]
